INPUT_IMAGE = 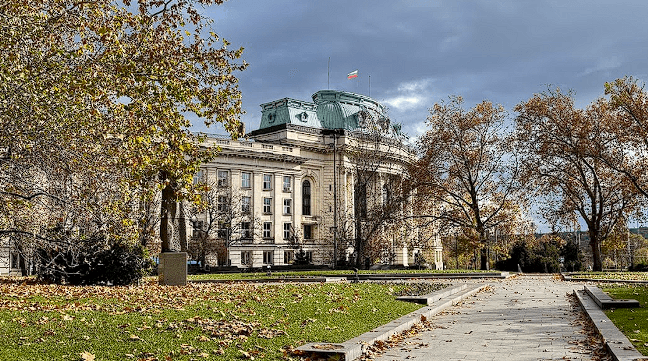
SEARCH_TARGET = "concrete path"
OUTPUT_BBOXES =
[373,275,606,361]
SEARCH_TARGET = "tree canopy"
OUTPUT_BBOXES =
[514,88,642,271]
[0,0,246,281]
[414,96,526,270]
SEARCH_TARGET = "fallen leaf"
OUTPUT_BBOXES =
[80,351,95,361]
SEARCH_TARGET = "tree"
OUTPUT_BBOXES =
[0,0,246,282]
[414,96,524,270]
[600,77,648,198]
[333,122,419,268]
[514,89,642,271]
[187,179,260,268]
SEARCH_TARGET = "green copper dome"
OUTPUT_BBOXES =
[258,90,391,131]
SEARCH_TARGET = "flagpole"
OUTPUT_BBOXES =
[327,57,330,90]
[369,75,371,97]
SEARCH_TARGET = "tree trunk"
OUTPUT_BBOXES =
[178,201,187,252]
[355,220,363,268]
[479,229,489,270]
[160,177,176,253]
[590,236,603,271]
[480,247,489,270]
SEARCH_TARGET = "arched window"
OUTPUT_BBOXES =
[302,180,311,215]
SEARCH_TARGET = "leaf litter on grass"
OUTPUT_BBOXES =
[0,277,430,360]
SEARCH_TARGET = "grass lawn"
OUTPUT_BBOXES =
[189,269,493,281]
[601,284,648,355]
[0,278,442,361]
[568,272,648,281]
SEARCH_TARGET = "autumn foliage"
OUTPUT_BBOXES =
[413,96,525,270]
[515,88,644,271]
[1,0,246,283]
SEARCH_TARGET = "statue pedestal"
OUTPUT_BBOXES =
[158,252,187,286]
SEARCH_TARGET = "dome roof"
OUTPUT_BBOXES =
[256,90,391,132]
[316,100,359,130]
[312,90,387,130]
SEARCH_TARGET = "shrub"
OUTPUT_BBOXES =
[37,236,153,286]
[497,236,568,273]
[628,263,648,272]
[294,249,311,265]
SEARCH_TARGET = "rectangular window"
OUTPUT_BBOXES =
[303,224,312,240]
[193,170,204,185]
[10,253,19,269]
[217,221,227,239]
[242,196,251,213]
[192,220,204,237]
[263,251,274,265]
[241,172,251,188]
[218,170,229,187]
[283,223,292,240]
[263,197,272,213]
[284,250,294,264]
[217,195,228,212]
[283,199,292,215]
[263,222,272,238]
[241,251,251,265]
[283,176,291,192]
[263,174,272,190]
[241,221,252,239]
[305,251,313,263]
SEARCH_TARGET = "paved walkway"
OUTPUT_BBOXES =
[374,275,605,361]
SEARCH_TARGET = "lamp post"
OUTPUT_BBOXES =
[189,215,202,269]
[330,226,337,268]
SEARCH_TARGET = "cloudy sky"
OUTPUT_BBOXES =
[195,0,648,138]
[193,0,648,231]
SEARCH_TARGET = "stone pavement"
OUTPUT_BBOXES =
[373,275,605,361]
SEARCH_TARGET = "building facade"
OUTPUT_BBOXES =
[194,90,443,269]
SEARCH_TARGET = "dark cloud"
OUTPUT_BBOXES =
[196,0,648,136]
[193,0,648,231]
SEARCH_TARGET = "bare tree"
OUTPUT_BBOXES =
[186,180,261,268]
[328,116,424,268]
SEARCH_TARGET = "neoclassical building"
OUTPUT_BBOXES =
[194,90,443,269]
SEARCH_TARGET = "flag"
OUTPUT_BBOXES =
[347,70,358,79]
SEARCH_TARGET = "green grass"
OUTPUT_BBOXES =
[188,268,494,281]
[0,278,438,360]
[602,284,648,355]
[568,272,648,281]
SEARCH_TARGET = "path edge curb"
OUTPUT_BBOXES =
[573,287,647,361]
[297,283,489,360]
